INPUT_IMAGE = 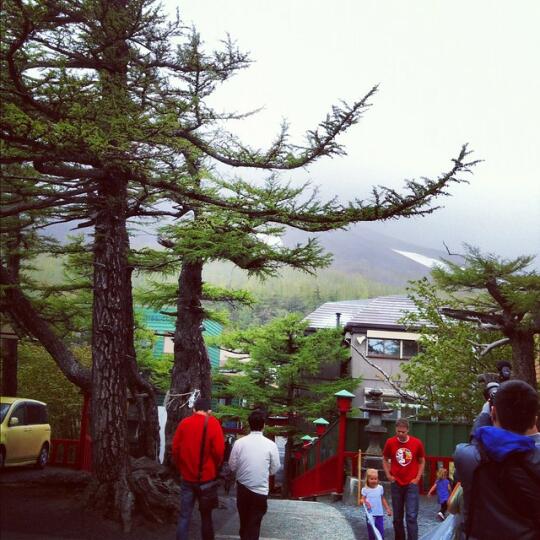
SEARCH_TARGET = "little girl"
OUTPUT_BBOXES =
[427,467,452,520]
[360,468,392,540]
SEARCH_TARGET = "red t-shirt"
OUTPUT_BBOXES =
[383,435,425,486]
[172,413,225,482]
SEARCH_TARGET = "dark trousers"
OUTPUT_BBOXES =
[390,482,419,540]
[439,501,448,514]
[176,480,214,540]
[236,481,268,540]
[366,515,385,540]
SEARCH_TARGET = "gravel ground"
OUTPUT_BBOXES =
[0,467,448,540]
[327,495,443,539]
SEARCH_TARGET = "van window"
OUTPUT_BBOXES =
[0,403,10,423]
[10,404,26,425]
[27,403,48,425]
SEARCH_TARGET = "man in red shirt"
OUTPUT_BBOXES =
[382,418,425,540]
[172,397,225,540]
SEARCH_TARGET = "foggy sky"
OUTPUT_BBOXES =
[164,0,540,260]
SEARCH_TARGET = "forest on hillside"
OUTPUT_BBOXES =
[35,255,402,328]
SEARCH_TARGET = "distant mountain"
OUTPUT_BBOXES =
[283,225,464,286]
[44,219,462,287]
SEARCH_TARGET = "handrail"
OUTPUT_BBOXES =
[302,417,339,471]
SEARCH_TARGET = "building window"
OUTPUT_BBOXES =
[368,338,400,358]
[402,340,419,358]
[367,338,419,359]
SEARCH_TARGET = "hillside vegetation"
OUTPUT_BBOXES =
[33,256,402,328]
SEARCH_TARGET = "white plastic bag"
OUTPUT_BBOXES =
[419,513,457,540]
[362,504,383,540]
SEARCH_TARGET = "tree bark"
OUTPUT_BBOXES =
[509,330,537,388]
[165,260,212,463]
[89,173,134,530]
[124,268,160,460]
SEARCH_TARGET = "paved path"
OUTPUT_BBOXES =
[0,468,443,540]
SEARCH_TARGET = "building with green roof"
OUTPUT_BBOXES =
[137,307,222,368]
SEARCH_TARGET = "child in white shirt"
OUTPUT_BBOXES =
[360,468,392,540]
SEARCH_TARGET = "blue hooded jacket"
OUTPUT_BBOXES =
[473,425,536,462]
[454,425,540,540]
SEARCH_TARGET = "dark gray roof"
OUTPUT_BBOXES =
[304,299,372,329]
[345,295,427,331]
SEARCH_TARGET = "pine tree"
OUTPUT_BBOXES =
[401,278,512,421]
[433,246,540,387]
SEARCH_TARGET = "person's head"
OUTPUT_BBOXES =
[492,380,539,434]
[437,468,448,481]
[193,397,212,414]
[365,468,379,488]
[248,410,266,432]
[496,360,512,381]
[395,418,410,442]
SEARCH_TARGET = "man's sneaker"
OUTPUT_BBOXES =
[437,512,445,521]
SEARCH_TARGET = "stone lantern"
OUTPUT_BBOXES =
[359,388,393,475]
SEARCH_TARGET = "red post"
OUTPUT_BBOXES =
[336,410,347,495]
[313,418,328,467]
[334,390,354,497]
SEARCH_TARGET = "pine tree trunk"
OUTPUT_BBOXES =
[1,228,22,396]
[165,260,212,463]
[509,329,537,387]
[89,174,134,530]
[124,267,160,460]
[1,338,18,396]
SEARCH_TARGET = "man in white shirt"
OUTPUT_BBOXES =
[229,410,281,540]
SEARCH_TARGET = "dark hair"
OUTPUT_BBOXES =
[496,360,512,371]
[248,410,266,431]
[396,418,409,429]
[194,397,211,412]
[494,380,539,433]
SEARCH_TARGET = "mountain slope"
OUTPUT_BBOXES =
[283,225,463,286]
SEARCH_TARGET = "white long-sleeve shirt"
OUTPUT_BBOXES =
[229,431,281,495]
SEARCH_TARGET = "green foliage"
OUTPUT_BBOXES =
[432,245,540,333]
[401,278,511,422]
[214,314,359,433]
[17,342,91,439]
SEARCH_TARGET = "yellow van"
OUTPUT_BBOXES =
[0,397,51,468]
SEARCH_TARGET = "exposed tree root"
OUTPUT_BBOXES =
[84,457,180,532]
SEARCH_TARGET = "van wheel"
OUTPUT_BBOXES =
[35,444,49,469]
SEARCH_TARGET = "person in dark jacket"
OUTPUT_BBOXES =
[453,380,540,540]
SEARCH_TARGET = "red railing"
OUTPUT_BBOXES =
[290,450,358,499]
[50,439,80,467]
[50,393,92,471]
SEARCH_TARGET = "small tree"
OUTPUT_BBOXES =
[401,278,511,421]
[214,314,358,494]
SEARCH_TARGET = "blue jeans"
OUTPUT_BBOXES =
[176,480,215,540]
[390,482,419,540]
[366,515,384,540]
